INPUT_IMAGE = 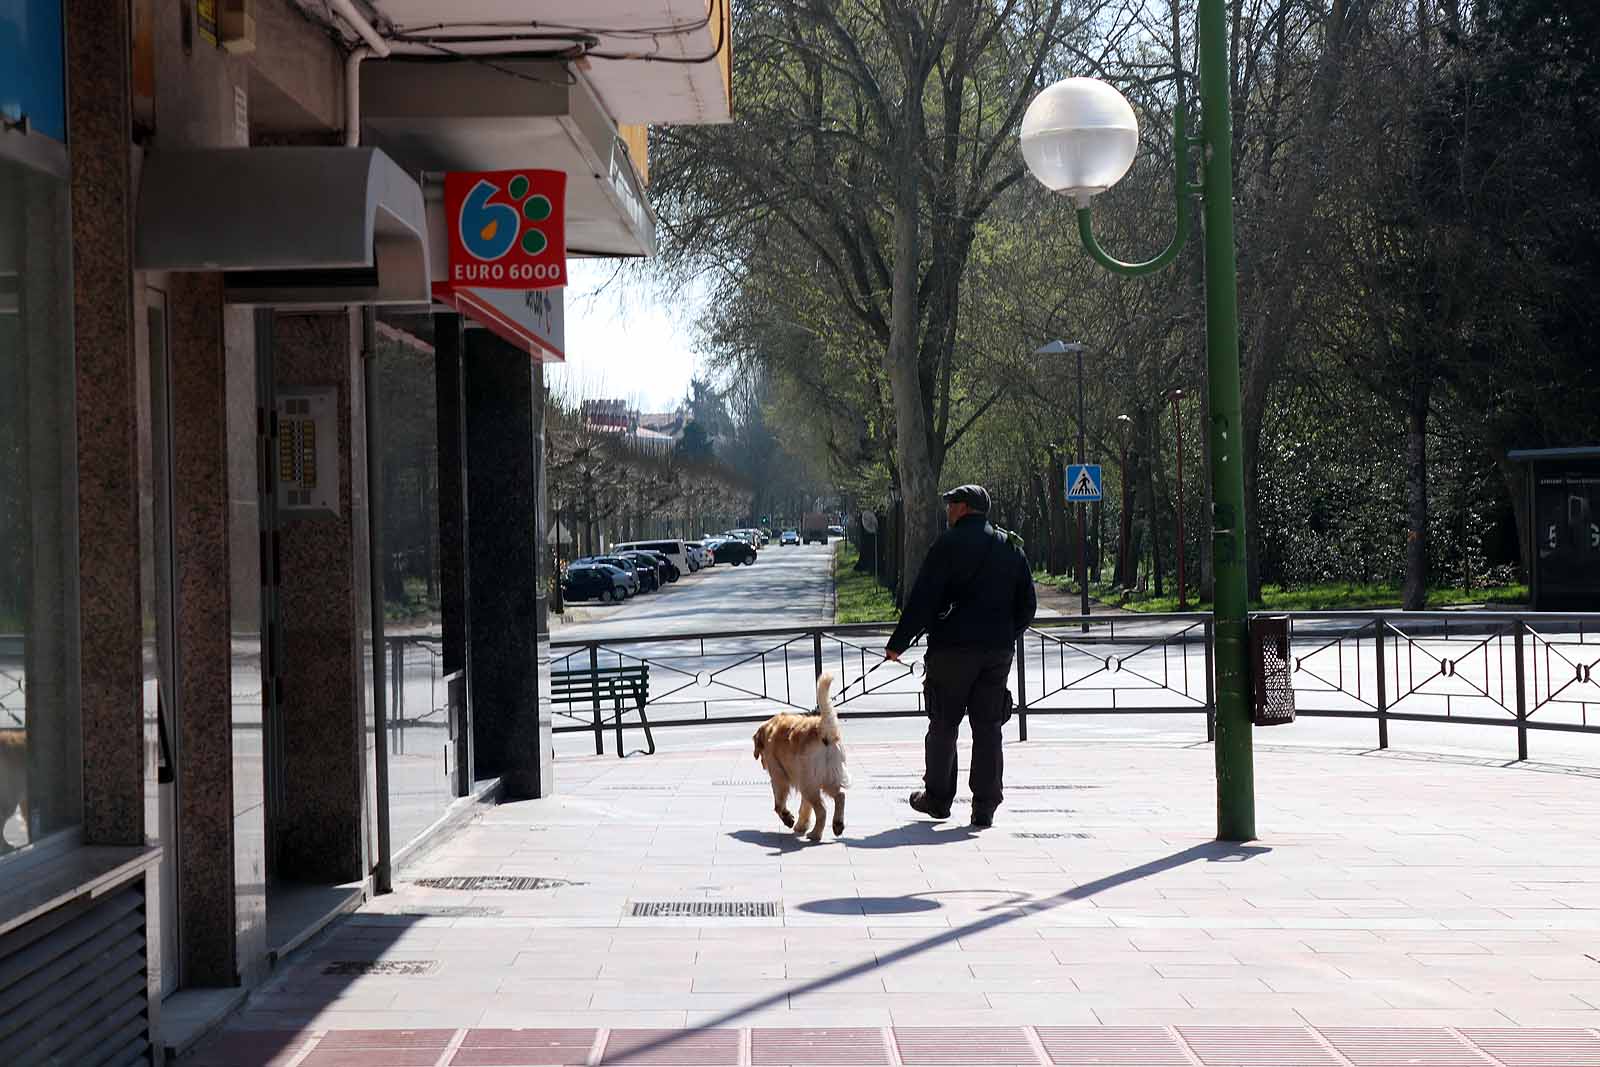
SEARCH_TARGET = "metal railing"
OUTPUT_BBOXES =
[544,610,1600,760]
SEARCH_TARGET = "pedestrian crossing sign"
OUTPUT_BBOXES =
[1066,464,1103,502]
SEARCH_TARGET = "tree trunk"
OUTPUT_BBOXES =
[884,95,941,606]
[1402,386,1431,610]
[1047,448,1069,576]
[1497,456,1531,587]
[1199,385,1216,601]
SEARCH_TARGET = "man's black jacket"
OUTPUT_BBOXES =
[886,514,1037,654]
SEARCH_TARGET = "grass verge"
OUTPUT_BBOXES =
[835,540,900,624]
[1079,579,1528,613]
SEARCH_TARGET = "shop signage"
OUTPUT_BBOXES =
[442,169,566,290]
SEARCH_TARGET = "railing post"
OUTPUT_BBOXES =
[1514,620,1528,761]
[589,643,604,756]
[1015,633,1029,742]
[1204,616,1216,743]
[813,630,824,682]
[1374,617,1388,750]
[390,637,405,755]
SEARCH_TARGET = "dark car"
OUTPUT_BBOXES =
[645,549,681,582]
[585,554,657,592]
[561,563,633,603]
[622,550,676,586]
[712,538,757,566]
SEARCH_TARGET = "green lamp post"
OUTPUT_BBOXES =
[1020,3,1255,842]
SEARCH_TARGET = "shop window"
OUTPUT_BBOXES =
[0,154,83,861]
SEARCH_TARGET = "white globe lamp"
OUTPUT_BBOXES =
[1020,78,1139,207]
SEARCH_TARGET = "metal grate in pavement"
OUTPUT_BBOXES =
[453,1029,597,1065]
[412,875,580,891]
[600,1028,741,1065]
[752,1027,890,1065]
[1037,1027,1190,1065]
[895,1027,1041,1065]
[1318,1028,1487,1067]
[629,900,781,918]
[389,905,505,917]
[712,779,773,787]
[1013,808,1078,813]
[1177,1027,1340,1066]
[1012,832,1094,839]
[1459,1028,1600,1066]
[321,960,439,976]
[1011,784,1100,790]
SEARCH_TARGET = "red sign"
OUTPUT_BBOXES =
[443,169,566,290]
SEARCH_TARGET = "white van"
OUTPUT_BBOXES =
[612,539,694,575]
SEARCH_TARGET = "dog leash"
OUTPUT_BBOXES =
[838,636,922,700]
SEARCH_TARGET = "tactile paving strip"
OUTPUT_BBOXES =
[751,1027,891,1065]
[1177,1027,1340,1067]
[1318,1027,1489,1067]
[600,1028,742,1065]
[1460,1028,1600,1067]
[895,1026,1042,1065]
[1037,1026,1191,1065]
[451,1029,597,1066]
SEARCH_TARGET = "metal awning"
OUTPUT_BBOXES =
[135,147,431,307]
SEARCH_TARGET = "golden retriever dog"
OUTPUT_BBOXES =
[753,672,850,841]
[0,729,26,854]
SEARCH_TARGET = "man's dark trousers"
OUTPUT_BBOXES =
[922,646,1014,817]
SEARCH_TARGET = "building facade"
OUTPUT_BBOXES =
[0,0,730,1060]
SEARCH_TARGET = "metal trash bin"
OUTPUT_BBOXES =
[1250,615,1296,727]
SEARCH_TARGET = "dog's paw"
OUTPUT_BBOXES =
[832,819,845,837]
[778,809,794,828]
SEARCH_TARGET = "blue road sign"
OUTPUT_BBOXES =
[1066,464,1103,502]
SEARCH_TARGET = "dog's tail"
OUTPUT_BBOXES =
[816,671,841,744]
[752,724,765,761]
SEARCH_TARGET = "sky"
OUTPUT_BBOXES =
[547,258,709,413]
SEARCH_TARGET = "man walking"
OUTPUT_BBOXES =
[885,485,1036,827]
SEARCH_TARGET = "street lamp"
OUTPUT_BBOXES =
[1115,413,1134,589]
[1167,388,1188,610]
[1034,340,1091,625]
[1021,3,1255,842]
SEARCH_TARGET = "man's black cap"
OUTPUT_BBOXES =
[941,484,991,514]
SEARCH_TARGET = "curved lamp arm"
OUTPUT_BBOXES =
[1076,95,1198,277]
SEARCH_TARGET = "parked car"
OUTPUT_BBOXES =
[691,541,713,568]
[780,529,800,546]
[561,563,634,603]
[622,550,676,586]
[712,538,757,566]
[584,554,657,592]
[828,524,845,538]
[614,539,694,576]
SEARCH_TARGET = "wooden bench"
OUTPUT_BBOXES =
[550,663,656,757]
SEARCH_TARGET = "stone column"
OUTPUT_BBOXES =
[167,274,266,986]
[270,310,373,883]
[435,315,473,790]
[463,332,551,798]
[68,0,143,849]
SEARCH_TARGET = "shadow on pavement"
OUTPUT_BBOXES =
[623,839,1273,1063]
[842,820,977,849]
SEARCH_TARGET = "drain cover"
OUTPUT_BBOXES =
[389,905,505,917]
[1011,784,1099,790]
[607,785,677,791]
[1012,808,1077,813]
[712,779,771,787]
[1012,832,1093,839]
[323,960,439,976]
[629,900,781,918]
[412,876,581,891]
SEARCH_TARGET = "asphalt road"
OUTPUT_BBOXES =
[552,539,837,641]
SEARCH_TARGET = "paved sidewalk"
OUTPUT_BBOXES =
[186,736,1600,1064]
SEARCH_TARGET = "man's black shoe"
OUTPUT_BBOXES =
[970,810,994,828]
[909,791,951,820]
